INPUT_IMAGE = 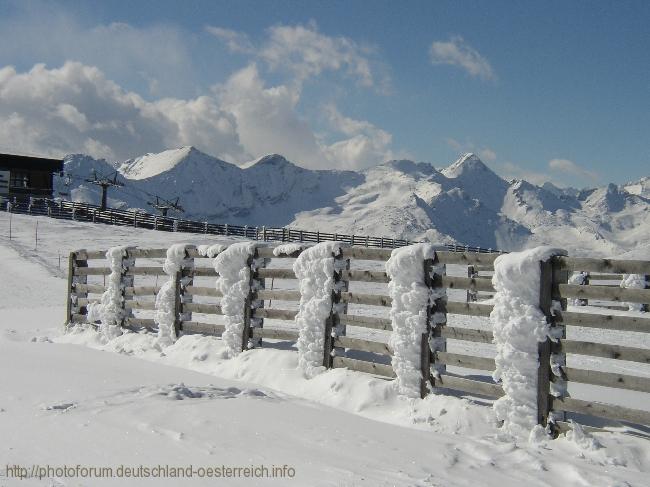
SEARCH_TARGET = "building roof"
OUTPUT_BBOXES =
[0,153,64,172]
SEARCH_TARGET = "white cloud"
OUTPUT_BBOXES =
[548,158,599,182]
[322,105,394,169]
[217,63,328,167]
[0,61,396,169]
[215,65,394,170]
[0,62,247,162]
[478,148,497,162]
[204,27,255,54]
[208,21,387,90]
[0,7,198,97]
[429,36,496,81]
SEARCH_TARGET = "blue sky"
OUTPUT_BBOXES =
[0,0,648,187]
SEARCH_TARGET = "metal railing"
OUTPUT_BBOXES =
[1,196,502,253]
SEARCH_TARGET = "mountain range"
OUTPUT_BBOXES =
[56,147,650,258]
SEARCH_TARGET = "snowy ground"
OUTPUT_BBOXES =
[1,212,650,486]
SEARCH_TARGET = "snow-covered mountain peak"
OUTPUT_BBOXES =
[118,146,223,180]
[374,159,440,178]
[442,153,492,179]
[242,153,299,171]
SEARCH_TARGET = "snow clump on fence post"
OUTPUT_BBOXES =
[386,243,439,398]
[87,245,132,341]
[155,243,191,347]
[293,241,342,378]
[213,242,258,358]
[490,246,565,441]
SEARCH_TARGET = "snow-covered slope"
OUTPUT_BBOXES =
[57,149,650,257]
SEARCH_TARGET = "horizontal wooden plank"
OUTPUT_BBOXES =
[185,285,221,297]
[253,308,298,321]
[555,397,650,426]
[558,283,650,303]
[446,301,493,317]
[74,283,106,294]
[182,303,222,315]
[181,321,225,336]
[436,374,504,398]
[436,251,500,266]
[128,248,168,259]
[339,314,392,330]
[124,286,160,296]
[557,310,650,333]
[554,256,650,275]
[343,269,390,283]
[332,356,395,378]
[124,317,156,330]
[441,326,494,343]
[252,328,299,341]
[77,249,106,260]
[437,352,495,371]
[340,247,393,261]
[125,300,156,310]
[256,289,301,301]
[257,268,297,280]
[565,367,650,393]
[126,266,167,276]
[340,291,392,307]
[334,336,393,356]
[75,267,110,276]
[589,273,624,280]
[442,275,495,292]
[561,340,650,364]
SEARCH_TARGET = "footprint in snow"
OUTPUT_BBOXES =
[44,402,76,412]
[153,383,271,401]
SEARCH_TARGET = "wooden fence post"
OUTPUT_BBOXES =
[66,250,88,325]
[241,247,267,350]
[467,265,478,302]
[537,258,568,434]
[120,248,135,327]
[424,255,447,397]
[323,246,350,368]
[174,247,195,336]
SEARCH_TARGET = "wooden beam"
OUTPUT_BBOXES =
[332,356,395,378]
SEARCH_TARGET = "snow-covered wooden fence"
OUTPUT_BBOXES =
[66,244,650,435]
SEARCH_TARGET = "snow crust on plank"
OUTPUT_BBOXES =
[87,245,128,340]
[273,243,306,256]
[490,246,566,440]
[385,243,437,398]
[293,241,340,378]
[155,243,189,346]
[198,243,227,258]
[213,242,257,358]
[620,274,647,311]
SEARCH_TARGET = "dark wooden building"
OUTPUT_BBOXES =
[0,153,64,201]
